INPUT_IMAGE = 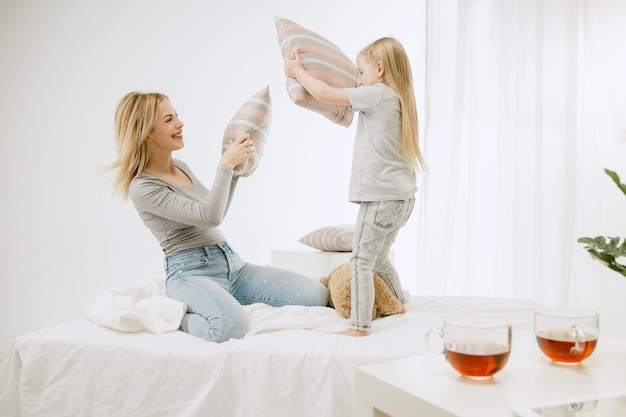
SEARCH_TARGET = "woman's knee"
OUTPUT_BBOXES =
[181,307,250,343]
[169,276,250,342]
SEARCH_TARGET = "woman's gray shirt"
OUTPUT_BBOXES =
[129,159,237,258]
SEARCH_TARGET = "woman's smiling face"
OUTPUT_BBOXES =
[146,99,185,151]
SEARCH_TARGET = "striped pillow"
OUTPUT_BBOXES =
[275,15,357,128]
[222,86,271,177]
[299,225,355,252]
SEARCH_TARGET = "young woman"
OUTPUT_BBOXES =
[111,92,328,343]
[284,37,426,336]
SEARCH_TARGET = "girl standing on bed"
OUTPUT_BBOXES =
[111,92,328,343]
[284,37,426,337]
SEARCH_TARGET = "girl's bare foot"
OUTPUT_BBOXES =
[335,329,369,337]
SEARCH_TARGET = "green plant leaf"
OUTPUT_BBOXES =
[605,169,626,197]
[576,169,626,279]
[578,236,626,278]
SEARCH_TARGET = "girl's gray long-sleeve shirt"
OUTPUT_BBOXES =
[129,159,237,258]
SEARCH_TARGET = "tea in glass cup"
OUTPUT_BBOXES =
[425,317,512,381]
[534,308,599,365]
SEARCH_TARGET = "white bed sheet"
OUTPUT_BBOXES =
[0,295,539,417]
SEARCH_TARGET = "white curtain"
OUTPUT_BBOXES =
[416,0,589,305]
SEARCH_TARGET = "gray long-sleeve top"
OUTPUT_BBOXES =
[129,159,237,258]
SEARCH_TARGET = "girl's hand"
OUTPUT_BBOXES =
[282,50,350,106]
[283,49,303,79]
[220,133,254,169]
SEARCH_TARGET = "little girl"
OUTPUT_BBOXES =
[284,37,426,336]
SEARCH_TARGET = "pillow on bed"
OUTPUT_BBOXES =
[299,225,354,252]
[275,15,358,128]
[222,86,272,177]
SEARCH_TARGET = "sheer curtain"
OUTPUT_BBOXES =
[416,0,584,304]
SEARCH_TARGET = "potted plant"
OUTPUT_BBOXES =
[578,169,626,278]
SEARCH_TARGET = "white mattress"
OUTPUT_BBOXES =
[0,295,539,417]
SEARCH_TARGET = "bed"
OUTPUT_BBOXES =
[0,284,539,417]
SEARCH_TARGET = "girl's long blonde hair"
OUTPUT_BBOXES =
[111,91,168,198]
[359,37,426,171]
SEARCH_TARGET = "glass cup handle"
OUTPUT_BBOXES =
[570,324,585,354]
[424,327,445,357]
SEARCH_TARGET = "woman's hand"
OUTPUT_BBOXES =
[283,49,303,79]
[220,133,255,169]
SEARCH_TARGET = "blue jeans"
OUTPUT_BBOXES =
[350,199,415,332]
[164,242,329,342]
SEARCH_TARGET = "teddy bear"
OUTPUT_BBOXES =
[319,262,405,320]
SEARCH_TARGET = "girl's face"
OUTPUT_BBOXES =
[357,54,383,87]
[146,99,184,151]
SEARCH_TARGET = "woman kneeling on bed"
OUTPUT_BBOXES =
[111,92,329,343]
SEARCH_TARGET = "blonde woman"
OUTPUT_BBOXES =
[284,37,425,336]
[111,92,328,343]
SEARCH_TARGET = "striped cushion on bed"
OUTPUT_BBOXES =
[222,86,271,177]
[299,225,354,252]
[275,15,358,128]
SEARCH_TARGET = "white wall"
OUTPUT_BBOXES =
[0,0,425,355]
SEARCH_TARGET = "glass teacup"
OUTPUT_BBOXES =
[534,308,599,365]
[425,316,512,381]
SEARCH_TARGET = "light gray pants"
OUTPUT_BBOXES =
[350,198,415,332]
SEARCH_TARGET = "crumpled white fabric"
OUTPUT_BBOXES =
[84,279,186,333]
[242,303,346,336]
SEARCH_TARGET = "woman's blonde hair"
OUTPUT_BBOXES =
[359,37,426,171]
[111,91,168,198]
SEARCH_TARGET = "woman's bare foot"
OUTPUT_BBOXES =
[335,329,369,337]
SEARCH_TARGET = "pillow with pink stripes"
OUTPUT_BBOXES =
[299,225,355,252]
[222,86,271,177]
[275,15,358,128]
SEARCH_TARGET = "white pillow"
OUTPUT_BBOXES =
[299,225,354,252]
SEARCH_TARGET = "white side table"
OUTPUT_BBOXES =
[271,249,352,278]
[356,332,626,417]
[272,249,395,279]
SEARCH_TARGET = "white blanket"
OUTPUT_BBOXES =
[82,280,348,336]
[0,294,539,417]
[84,283,187,333]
